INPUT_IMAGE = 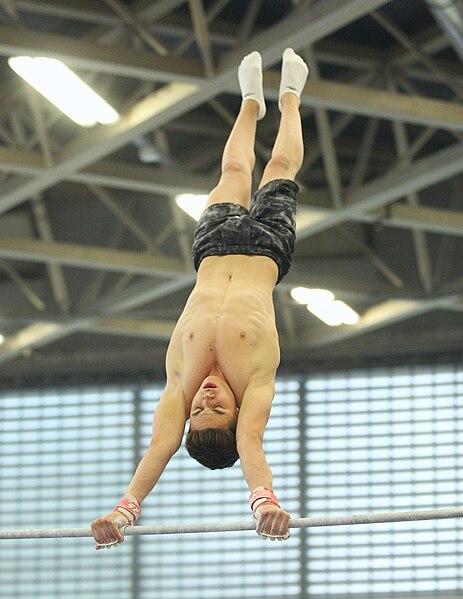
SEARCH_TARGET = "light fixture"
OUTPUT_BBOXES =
[8,56,120,127]
[291,286,359,327]
[290,287,334,305]
[0,333,5,345]
[175,194,208,221]
[306,299,359,326]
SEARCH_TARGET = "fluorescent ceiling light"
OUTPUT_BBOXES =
[290,287,334,305]
[291,286,359,327]
[175,194,208,221]
[307,299,359,327]
[8,56,120,127]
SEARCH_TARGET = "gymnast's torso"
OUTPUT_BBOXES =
[165,254,281,417]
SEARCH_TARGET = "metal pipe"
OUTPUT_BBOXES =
[1,508,462,539]
[425,0,463,63]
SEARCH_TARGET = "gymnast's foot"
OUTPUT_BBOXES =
[279,48,309,112]
[238,50,266,120]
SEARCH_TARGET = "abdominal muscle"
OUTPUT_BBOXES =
[166,255,281,416]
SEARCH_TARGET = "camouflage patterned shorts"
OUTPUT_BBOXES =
[191,178,299,285]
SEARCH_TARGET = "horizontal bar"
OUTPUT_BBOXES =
[1,508,462,539]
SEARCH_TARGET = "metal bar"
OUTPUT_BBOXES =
[1,508,463,539]
[30,196,71,313]
[100,0,168,55]
[236,0,263,43]
[0,24,203,83]
[297,142,463,241]
[260,72,463,131]
[390,94,433,293]
[0,237,186,276]
[304,47,343,208]
[172,0,232,57]
[0,258,45,311]
[188,0,215,77]
[348,118,380,190]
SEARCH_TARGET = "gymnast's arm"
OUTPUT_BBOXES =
[236,377,291,540]
[90,377,186,548]
[236,377,275,490]
[125,377,187,502]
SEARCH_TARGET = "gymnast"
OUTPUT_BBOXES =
[91,48,309,549]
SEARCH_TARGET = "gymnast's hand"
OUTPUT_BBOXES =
[90,511,130,550]
[252,503,291,541]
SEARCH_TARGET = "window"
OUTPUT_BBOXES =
[0,365,462,598]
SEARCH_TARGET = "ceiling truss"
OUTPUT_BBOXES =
[0,0,462,376]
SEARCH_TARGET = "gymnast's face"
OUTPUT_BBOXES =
[189,376,239,431]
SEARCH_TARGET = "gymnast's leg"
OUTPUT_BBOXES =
[204,51,266,211]
[258,49,308,189]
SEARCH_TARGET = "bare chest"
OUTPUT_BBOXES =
[168,288,280,414]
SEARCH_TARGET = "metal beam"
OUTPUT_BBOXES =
[92,317,175,340]
[389,84,433,293]
[296,142,463,240]
[0,237,187,276]
[0,0,394,365]
[304,47,343,208]
[218,0,392,71]
[0,0,391,219]
[0,147,215,195]
[0,81,201,215]
[260,72,463,131]
[291,296,460,349]
[187,0,214,77]
[13,0,119,25]
[298,200,463,239]
[0,25,203,83]
[100,0,168,56]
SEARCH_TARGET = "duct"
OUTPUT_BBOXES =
[424,0,463,63]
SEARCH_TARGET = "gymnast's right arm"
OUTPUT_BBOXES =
[90,378,187,550]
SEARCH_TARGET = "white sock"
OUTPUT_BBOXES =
[238,51,266,120]
[279,48,309,112]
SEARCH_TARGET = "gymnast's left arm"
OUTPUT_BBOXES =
[236,379,292,541]
[90,379,186,549]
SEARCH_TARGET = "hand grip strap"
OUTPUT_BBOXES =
[113,497,142,523]
[248,487,280,512]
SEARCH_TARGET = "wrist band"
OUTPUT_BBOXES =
[113,497,142,523]
[248,487,280,512]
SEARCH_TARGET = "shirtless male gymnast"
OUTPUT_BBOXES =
[91,48,309,548]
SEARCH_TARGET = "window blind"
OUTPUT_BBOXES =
[0,365,462,598]
[305,366,463,597]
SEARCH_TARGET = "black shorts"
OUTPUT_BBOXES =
[191,178,299,285]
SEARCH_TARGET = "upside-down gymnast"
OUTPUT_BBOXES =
[91,48,309,549]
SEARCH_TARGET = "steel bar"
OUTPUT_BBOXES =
[1,508,462,539]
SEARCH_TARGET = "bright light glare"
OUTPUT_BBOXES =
[175,194,208,221]
[306,302,344,326]
[333,300,359,325]
[291,286,359,327]
[290,287,334,306]
[8,56,120,127]
[0,333,5,345]
[307,299,360,327]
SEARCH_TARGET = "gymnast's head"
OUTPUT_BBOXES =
[185,376,240,470]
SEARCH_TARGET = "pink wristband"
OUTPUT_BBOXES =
[113,497,142,522]
[248,487,280,511]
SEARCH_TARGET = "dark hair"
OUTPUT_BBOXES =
[185,422,239,470]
